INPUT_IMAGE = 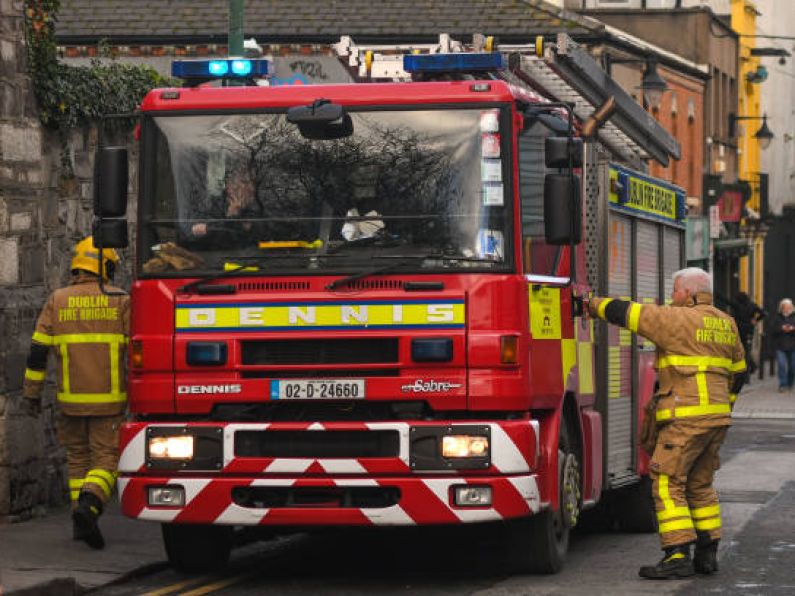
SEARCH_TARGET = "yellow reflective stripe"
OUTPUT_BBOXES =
[656,408,673,421]
[597,298,613,320]
[659,518,695,533]
[657,474,694,534]
[85,472,114,498]
[58,391,127,404]
[729,393,737,404]
[25,368,45,381]
[68,479,85,489]
[665,552,686,561]
[110,333,120,397]
[53,333,127,345]
[657,506,691,521]
[32,331,54,345]
[658,355,734,370]
[730,360,747,372]
[56,333,127,404]
[627,303,642,333]
[694,517,721,531]
[696,369,709,407]
[656,403,732,421]
[89,469,117,486]
[70,490,81,501]
[691,505,720,519]
[62,338,71,395]
[658,474,677,514]
[85,478,112,499]
[673,403,732,418]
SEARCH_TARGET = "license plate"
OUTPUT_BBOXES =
[270,379,366,400]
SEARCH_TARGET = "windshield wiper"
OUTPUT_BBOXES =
[177,264,252,295]
[326,256,428,290]
[325,254,496,291]
[177,253,338,294]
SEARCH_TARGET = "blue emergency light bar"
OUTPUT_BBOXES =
[403,53,505,74]
[171,59,270,80]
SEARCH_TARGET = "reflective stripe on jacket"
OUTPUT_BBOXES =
[592,292,745,426]
[23,276,130,416]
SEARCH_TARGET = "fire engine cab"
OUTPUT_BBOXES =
[93,33,685,574]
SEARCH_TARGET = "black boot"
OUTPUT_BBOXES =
[72,516,87,541]
[639,544,695,579]
[72,492,105,550]
[694,532,719,574]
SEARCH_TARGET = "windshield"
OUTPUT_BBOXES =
[139,107,513,276]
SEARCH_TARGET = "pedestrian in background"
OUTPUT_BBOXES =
[587,267,745,579]
[22,236,129,549]
[771,298,795,392]
[732,292,766,377]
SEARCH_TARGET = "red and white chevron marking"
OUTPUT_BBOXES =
[119,419,540,526]
[118,420,539,475]
[119,474,540,526]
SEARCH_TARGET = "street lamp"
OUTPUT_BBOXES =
[639,59,668,111]
[729,113,775,150]
[603,54,669,111]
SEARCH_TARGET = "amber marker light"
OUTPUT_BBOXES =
[131,340,144,368]
[500,335,519,364]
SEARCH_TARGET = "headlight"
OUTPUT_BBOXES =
[148,435,194,460]
[442,435,489,458]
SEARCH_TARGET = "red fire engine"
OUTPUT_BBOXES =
[93,34,685,574]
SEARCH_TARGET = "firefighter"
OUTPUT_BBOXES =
[22,236,129,550]
[587,267,745,579]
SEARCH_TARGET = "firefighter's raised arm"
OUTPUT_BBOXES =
[588,296,672,349]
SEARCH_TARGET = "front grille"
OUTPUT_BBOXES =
[235,429,400,458]
[232,486,401,509]
[236,281,310,291]
[343,279,404,290]
[241,338,399,365]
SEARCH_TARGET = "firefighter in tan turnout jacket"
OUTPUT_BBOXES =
[588,267,746,580]
[23,236,129,549]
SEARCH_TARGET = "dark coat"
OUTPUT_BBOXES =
[771,312,795,352]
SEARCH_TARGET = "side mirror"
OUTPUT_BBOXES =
[92,219,128,249]
[94,146,128,217]
[544,174,582,245]
[545,136,583,169]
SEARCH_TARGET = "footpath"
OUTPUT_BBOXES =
[1,375,794,596]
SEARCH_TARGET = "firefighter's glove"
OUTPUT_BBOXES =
[20,398,42,417]
[572,295,585,318]
[581,296,591,319]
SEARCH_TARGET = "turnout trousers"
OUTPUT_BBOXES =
[56,414,124,507]
[649,422,728,548]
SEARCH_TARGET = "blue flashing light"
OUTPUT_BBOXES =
[403,53,505,74]
[171,59,270,80]
[208,60,229,76]
[231,59,252,76]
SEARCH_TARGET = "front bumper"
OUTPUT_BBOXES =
[120,474,540,526]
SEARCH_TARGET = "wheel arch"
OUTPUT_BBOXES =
[532,391,584,513]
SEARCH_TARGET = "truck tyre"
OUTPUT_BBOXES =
[509,419,580,574]
[611,476,657,533]
[162,523,233,573]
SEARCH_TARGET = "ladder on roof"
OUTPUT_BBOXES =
[331,33,679,168]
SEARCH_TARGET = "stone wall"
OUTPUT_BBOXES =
[0,1,134,519]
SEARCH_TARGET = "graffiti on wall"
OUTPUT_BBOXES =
[269,56,354,86]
